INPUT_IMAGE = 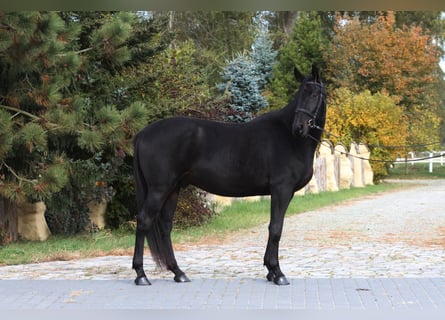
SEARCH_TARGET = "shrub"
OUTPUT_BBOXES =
[45,187,90,235]
[174,186,215,229]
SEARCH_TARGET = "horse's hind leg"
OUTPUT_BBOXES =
[133,228,151,285]
[132,197,153,285]
[132,188,164,285]
[159,188,190,283]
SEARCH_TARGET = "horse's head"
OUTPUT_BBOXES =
[291,65,326,138]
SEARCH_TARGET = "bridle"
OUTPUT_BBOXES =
[295,81,326,131]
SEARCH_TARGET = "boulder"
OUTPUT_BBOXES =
[17,201,50,241]
[334,144,353,189]
[319,140,339,192]
[87,199,107,229]
[358,143,374,185]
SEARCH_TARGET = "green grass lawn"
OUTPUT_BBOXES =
[388,162,445,179]
[0,182,401,266]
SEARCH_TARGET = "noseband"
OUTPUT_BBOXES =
[295,81,325,130]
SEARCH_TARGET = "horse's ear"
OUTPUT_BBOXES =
[294,67,305,83]
[311,65,320,82]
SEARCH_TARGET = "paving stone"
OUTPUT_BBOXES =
[1,179,445,310]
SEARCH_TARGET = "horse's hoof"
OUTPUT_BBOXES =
[274,275,290,286]
[174,274,191,283]
[266,272,274,282]
[135,276,151,286]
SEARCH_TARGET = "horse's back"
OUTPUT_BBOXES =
[134,115,314,196]
[134,117,269,193]
[134,118,201,184]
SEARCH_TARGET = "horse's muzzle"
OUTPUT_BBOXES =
[292,120,310,137]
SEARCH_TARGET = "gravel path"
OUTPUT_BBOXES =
[1,179,444,281]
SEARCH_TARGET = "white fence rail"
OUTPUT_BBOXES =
[395,151,445,173]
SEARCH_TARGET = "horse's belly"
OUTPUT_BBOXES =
[195,184,270,198]
[188,170,270,197]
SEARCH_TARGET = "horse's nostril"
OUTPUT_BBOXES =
[299,126,304,134]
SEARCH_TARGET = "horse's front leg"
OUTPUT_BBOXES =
[159,188,190,283]
[264,186,294,285]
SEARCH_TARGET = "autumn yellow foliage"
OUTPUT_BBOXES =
[324,12,442,180]
[326,88,409,180]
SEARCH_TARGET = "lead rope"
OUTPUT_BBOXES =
[307,124,443,164]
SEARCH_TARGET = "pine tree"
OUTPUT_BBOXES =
[268,11,329,109]
[0,12,149,208]
[44,12,155,233]
[171,12,256,83]
[0,12,79,202]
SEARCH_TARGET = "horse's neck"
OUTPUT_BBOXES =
[299,135,319,159]
[271,103,297,129]
[281,102,297,119]
[264,103,324,154]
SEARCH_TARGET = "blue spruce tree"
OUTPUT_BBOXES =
[218,52,267,122]
[250,33,278,91]
[218,33,277,122]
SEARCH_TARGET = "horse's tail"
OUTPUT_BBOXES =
[133,133,168,270]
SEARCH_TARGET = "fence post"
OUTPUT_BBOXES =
[429,152,433,173]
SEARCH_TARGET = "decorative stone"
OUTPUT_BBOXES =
[335,143,353,189]
[242,196,262,202]
[307,153,320,194]
[210,195,233,208]
[87,199,107,229]
[358,143,374,185]
[17,201,50,241]
[319,140,339,192]
[349,142,364,187]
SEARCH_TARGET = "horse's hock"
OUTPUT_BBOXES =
[17,201,51,241]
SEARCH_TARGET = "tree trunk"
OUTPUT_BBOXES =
[0,196,18,244]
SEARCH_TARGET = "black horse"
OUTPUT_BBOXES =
[132,65,326,286]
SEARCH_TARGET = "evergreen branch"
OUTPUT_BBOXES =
[57,47,94,57]
[0,23,15,32]
[0,105,65,134]
[76,47,94,54]
[1,161,36,185]
[0,105,41,121]
[24,74,35,91]
[77,47,94,54]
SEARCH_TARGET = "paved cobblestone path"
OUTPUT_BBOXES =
[1,179,444,312]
